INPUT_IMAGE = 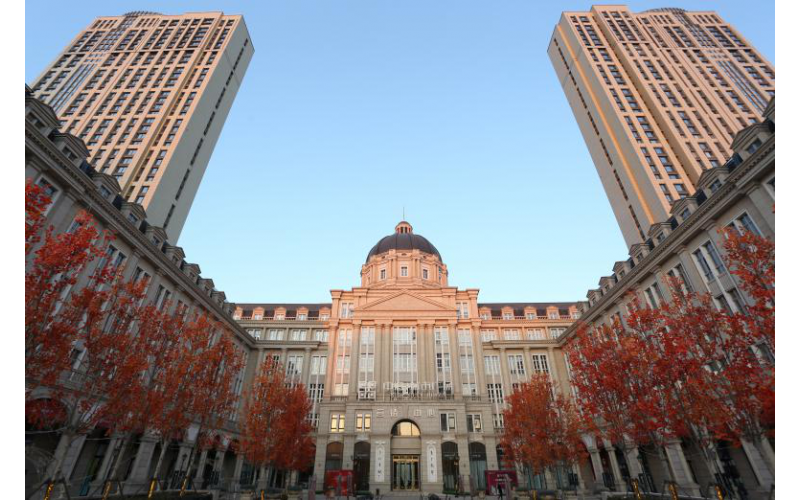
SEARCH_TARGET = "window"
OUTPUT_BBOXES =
[422,268,429,280]
[480,330,498,342]
[267,329,284,341]
[504,329,520,341]
[531,354,550,374]
[380,268,386,280]
[728,212,761,236]
[467,414,483,433]
[502,312,513,320]
[290,329,307,341]
[400,266,408,277]
[356,412,372,432]
[526,328,545,340]
[457,302,469,319]
[440,412,457,432]
[314,329,328,342]
[508,354,525,375]
[493,413,505,430]
[340,302,354,318]
[330,413,345,433]
[35,176,60,213]
[487,383,504,404]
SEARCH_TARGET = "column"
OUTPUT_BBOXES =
[125,434,158,492]
[663,441,701,496]
[760,437,775,474]
[349,322,361,401]
[624,442,644,478]
[497,347,512,393]
[741,439,774,489]
[232,454,245,491]
[172,441,193,478]
[449,322,463,397]
[472,324,489,398]
[193,448,208,484]
[604,444,625,491]
[49,433,87,483]
[587,447,607,491]
[302,347,312,387]
[92,434,125,487]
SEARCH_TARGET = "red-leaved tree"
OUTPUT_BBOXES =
[501,374,586,491]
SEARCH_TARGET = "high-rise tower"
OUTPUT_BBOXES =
[548,6,774,247]
[30,11,254,242]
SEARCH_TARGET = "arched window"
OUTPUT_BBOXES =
[391,420,421,437]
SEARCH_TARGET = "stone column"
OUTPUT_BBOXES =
[663,441,700,496]
[126,434,158,488]
[604,444,625,491]
[49,433,87,484]
[471,324,488,398]
[349,322,361,401]
[741,439,774,489]
[302,347,312,387]
[449,322,462,397]
[232,454,245,491]
[193,448,209,484]
[624,443,644,478]
[497,347,512,393]
[587,447,607,491]
[93,434,125,486]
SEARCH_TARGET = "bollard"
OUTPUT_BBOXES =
[148,478,158,499]
[631,478,643,500]
[43,482,55,500]
[667,481,679,500]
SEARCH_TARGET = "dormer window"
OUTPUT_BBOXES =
[298,313,307,321]
[709,179,722,193]
[401,266,408,277]
[502,312,513,320]
[275,313,285,321]
[128,213,139,224]
[525,313,535,320]
[321,313,330,321]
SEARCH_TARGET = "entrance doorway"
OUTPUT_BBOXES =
[392,455,420,491]
[353,442,370,492]
[469,442,487,491]
[442,442,459,493]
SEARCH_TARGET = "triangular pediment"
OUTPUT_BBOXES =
[358,291,452,313]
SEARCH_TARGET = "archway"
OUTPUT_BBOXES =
[442,442,459,493]
[469,442,487,491]
[390,420,421,491]
[353,442,370,492]
[325,442,344,473]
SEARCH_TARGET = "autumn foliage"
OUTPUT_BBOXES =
[501,374,586,482]
[25,179,248,495]
[239,358,315,478]
[566,227,775,480]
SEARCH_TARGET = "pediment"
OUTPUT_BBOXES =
[358,291,452,314]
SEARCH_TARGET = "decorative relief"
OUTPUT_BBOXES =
[375,441,386,482]
[427,441,437,482]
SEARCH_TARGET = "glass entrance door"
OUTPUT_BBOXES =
[392,455,420,491]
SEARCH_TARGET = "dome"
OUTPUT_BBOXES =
[366,221,441,263]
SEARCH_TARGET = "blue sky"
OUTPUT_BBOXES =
[25,1,775,304]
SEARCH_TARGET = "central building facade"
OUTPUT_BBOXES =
[234,221,581,493]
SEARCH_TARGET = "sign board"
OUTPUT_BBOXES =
[485,470,518,495]
[324,470,354,496]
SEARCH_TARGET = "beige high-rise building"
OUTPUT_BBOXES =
[29,11,254,242]
[548,6,774,247]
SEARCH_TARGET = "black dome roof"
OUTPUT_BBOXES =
[366,222,441,263]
